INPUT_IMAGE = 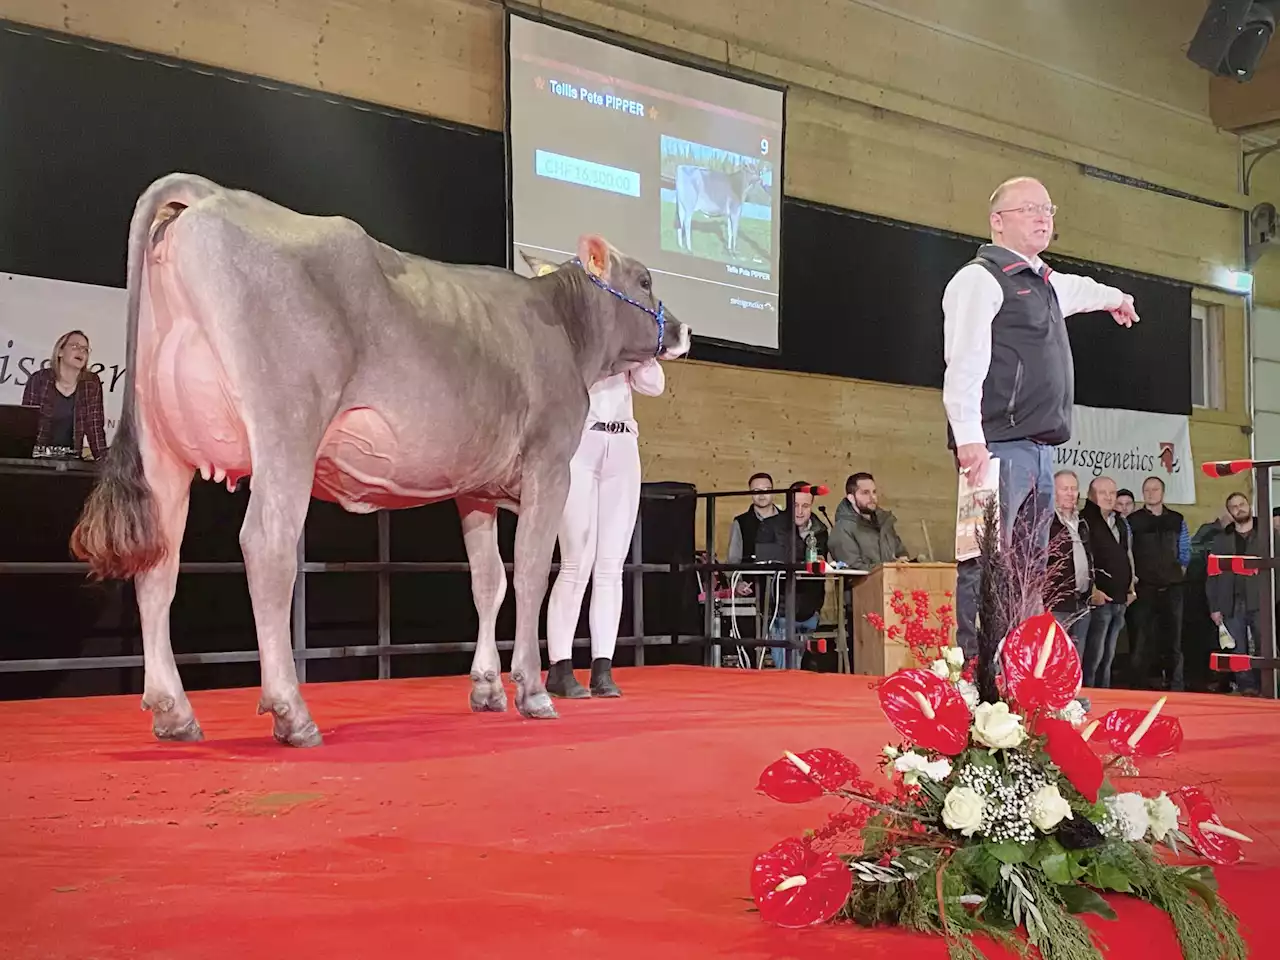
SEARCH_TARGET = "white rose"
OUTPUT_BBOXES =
[1105,792,1151,843]
[1146,792,1181,842]
[1027,784,1074,832]
[882,745,900,760]
[930,658,951,680]
[893,751,953,785]
[1055,700,1087,728]
[972,701,1027,750]
[942,786,986,837]
[957,680,980,713]
[944,646,966,668]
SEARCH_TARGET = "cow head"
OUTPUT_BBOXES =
[520,239,691,370]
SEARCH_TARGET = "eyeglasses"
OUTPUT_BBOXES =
[996,203,1058,218]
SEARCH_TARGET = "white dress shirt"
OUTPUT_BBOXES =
[585,359,666,431]
[942,245,1127,448]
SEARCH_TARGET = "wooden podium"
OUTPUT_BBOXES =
[852,561,958,676]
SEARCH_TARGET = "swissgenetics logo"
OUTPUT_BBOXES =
[1056,441,1182,478]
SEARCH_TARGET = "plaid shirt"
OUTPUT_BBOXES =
[21,367,108,459]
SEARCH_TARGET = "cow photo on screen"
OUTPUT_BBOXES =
[660,134,773,270]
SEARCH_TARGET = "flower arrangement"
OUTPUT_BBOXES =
[749,505,1250,960]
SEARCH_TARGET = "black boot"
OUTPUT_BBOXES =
[546,660,589,699]
[589,657,621,698]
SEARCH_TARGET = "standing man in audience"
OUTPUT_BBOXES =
[1128,475,1190,690]
[1080,475,1135,688]
[1045,470,1094,657]
[829,472,911,570]
[941,175,1139,656]
[1206,492,1264,696]
[1115,489,1137,520]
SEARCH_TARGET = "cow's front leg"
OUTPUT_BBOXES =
[457,497,508,713]
[240,465,321,747]
[511,459,571,720]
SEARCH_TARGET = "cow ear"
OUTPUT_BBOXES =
[520,250,558,277]
[577,234,610,279]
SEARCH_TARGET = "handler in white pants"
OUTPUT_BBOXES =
[545,360,666,698]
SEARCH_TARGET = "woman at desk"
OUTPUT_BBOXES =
[21,330,107,460]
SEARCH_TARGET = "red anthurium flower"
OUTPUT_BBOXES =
[756,748,864,804]
[1001,612,1082,711]
[756,753,823,804]
[792,747,862,792]
[1101,698,1183,758]
[878,669,970,756]
[1179,787,1251,866]
[751,837,853,927]
[1033,716,1104,803]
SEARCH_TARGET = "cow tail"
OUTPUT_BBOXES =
[70,174,212,580]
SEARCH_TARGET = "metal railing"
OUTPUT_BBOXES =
[0,459,822,677]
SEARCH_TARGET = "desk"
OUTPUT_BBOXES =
[716,566,869,674]
[0,456,98,477]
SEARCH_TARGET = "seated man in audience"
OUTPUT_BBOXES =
[828,471,911,571]
[727,471,780,597]
[1046,469,1094,658]
[754,481,829,669]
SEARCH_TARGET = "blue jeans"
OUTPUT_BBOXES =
[1225,600,1261,693]
[955,440,1055,658]
[1054,606,1092,663]
[771,612,819,670]
[1083,600,1127,688]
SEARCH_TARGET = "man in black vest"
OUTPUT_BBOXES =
[727,472,780,568]
[1206,491,1265,695]
[1081,475,1135,688]
[942,176,1140,656]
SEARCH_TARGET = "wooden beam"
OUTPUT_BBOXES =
[1210,41,1280,132]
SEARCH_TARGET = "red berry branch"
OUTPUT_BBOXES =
[864,589,956,668]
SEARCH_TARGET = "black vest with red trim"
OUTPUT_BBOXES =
[950,243,1074,448]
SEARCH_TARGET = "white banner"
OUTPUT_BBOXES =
[0,272,128,444]
[1054,404,1196,504]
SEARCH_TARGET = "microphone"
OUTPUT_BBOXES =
[1202,460,1254,478]
[818,505,832,524]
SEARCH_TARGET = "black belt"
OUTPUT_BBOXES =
[590,421,631,434]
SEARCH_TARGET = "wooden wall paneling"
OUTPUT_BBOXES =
[782,87,1242,290]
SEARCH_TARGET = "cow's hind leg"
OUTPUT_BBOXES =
[138,444,201,741]
[511,459,572,720]
[240,462,321,747]
[457,497,508,713]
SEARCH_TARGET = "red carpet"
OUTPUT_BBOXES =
[1,666,1277,959]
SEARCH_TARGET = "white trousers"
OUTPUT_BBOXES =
[545,427,642,663]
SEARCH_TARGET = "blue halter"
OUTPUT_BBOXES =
[568,257,666,358]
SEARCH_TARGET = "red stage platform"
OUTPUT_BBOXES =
[2,666,1277,959]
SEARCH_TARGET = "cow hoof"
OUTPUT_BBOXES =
[517,690,558,720]
[470,687,509,713]
[155,715,204,742]
[259,699,324,748]
[143,693,204,742]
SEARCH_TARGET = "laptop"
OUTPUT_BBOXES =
[0,404,40,459]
